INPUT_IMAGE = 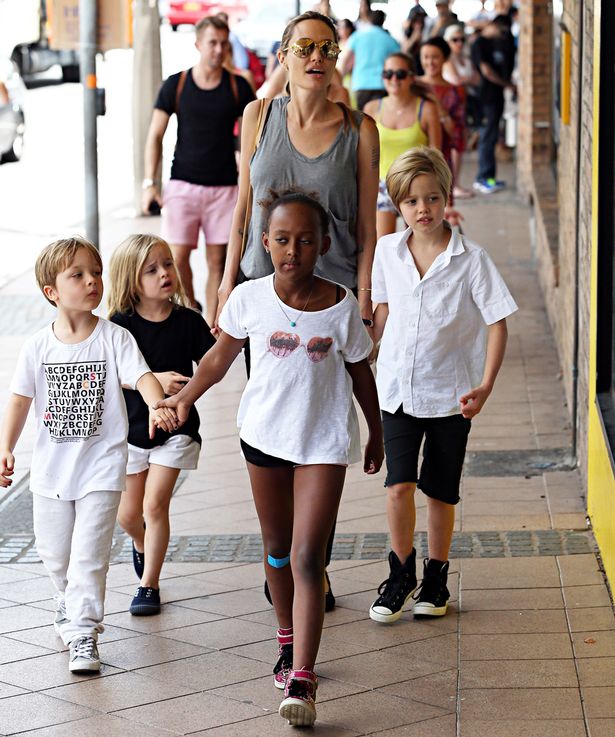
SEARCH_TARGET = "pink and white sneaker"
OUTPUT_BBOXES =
[279,668,318,726]
[273,627,293,690]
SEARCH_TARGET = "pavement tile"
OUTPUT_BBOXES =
[460,658,578,688]
[563,585,614,609]
[324,616,457,650]
[579,686,615,718]
[0,681,27,699]
[16,713,182,736]
[0,604,56,634]
[5,623,136,652]
[556,554,606,586]
[365,715,456,737]
[460,632,573,661]
[135,650,273,691]
[577,657,615,687]
[572,630,615,658]
[0,634,54,663]
[459,608,568,634]
[0,691,96,733]
[316,691,449,734]
[103,603,223,634]
[189,713,361,736]
[0,567,43,585]
[157,617,273,650]
[385,634,458,669]
[100,634,211,670]
[460,558,561,589]
[0,651,121,691]
[460,587,565,611]
[41,670,198,712]
[459,687,583,720]
[460,720,587,737]
[172,588,270,617]
[113,576,233,603]
[378,669,457,710]
[587,719,615,737]
[115,691,267,733]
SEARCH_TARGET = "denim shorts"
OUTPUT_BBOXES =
[382,406,471,505]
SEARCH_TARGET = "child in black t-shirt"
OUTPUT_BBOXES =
[108,234,214,616]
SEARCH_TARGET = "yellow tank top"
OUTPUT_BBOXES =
[376,98,428,180]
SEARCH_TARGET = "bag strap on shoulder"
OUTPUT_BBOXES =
[174,68,240,115]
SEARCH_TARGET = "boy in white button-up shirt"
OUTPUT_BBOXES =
[368,147,517,624]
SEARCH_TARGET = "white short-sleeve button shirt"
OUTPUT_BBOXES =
[372,227,518,418]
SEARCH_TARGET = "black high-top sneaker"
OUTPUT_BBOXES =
[369,549,417,624]
[413,558,450,617]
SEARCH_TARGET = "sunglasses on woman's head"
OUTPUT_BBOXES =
[284,38,341,59]
[382,69,410,80]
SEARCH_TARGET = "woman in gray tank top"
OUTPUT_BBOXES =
[215,10,379,330]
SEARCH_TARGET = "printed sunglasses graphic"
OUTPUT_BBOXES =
[268,332,334,362]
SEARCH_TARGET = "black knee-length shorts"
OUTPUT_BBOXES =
[382,406,471,505]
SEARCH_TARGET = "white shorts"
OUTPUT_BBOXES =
[127,435,201,475]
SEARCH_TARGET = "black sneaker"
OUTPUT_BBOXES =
[132,542,144,580]
[130,586,160,616]
[369,549,417,624]
[413,559,450,617]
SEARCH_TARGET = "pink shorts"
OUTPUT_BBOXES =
[161,179,238,248]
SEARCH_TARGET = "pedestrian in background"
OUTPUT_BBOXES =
[364,52,441,238]
[341,9,400,111]
[369,147,517,624]
[471,15,516,194]
[108,235,214,617]
[0,238,176,674]
[141,15,255,324]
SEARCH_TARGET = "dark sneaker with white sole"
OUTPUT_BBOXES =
[413,559,450,617]
[369,549,417,624]
[69,635,100,673]
[130,586,161,616]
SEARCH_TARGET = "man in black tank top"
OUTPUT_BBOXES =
[141,15,255,324]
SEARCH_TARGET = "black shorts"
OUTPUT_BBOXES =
[382,406,471,505]
[240,439,294,468]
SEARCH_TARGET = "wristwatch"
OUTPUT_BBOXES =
[362,318,374,328]
[142,178,155,190]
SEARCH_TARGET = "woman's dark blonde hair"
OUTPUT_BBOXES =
[280,11,338,53]
[386,146,452,209]
[107,234,189,317]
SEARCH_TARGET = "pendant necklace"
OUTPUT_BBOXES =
[273,276,314,328]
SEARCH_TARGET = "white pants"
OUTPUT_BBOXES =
[32,490,121,646]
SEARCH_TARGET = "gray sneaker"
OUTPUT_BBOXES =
[53,597,69,637]
[68,636,100,673]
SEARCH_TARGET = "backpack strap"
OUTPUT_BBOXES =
[174,69,188,115]
[229,70,239,106]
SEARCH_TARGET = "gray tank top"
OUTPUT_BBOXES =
[240,97,364,289]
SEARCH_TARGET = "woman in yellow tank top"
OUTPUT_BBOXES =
[364,53,441,238]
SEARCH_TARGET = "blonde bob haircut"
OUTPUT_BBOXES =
[386,146,452,210]
[107,234,189,318]
[35,236,102,307]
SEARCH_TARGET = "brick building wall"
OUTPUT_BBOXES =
[516,0,594,478]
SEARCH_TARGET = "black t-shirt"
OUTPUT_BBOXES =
[111,306,215,449]
[155,69,255,186]
[471,35,514,103]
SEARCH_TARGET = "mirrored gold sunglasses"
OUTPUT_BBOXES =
[284,37,341,59]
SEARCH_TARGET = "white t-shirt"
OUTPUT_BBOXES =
[219,275,373,465]
[10,319,150,499]
[372,227,518,418]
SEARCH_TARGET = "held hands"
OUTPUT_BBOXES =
[0,451,15,488]
[155,371,190,396]
[154,394,192,427]
[444,206,465,228]
[363,433,384,475]
[148,405,179,439]
[460,384,492,419]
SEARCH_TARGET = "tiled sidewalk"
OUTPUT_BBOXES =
[0,166,614,735]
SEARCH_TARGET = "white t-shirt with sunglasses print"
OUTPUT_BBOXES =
[219,275,372,465]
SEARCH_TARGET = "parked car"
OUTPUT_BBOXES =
[165,0,248,31]
[0,57,26,164]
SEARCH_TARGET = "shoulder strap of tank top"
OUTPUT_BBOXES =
[335,101,358,131]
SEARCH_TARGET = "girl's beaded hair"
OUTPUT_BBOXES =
[107,234,189,318]
[259,188,330,237]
